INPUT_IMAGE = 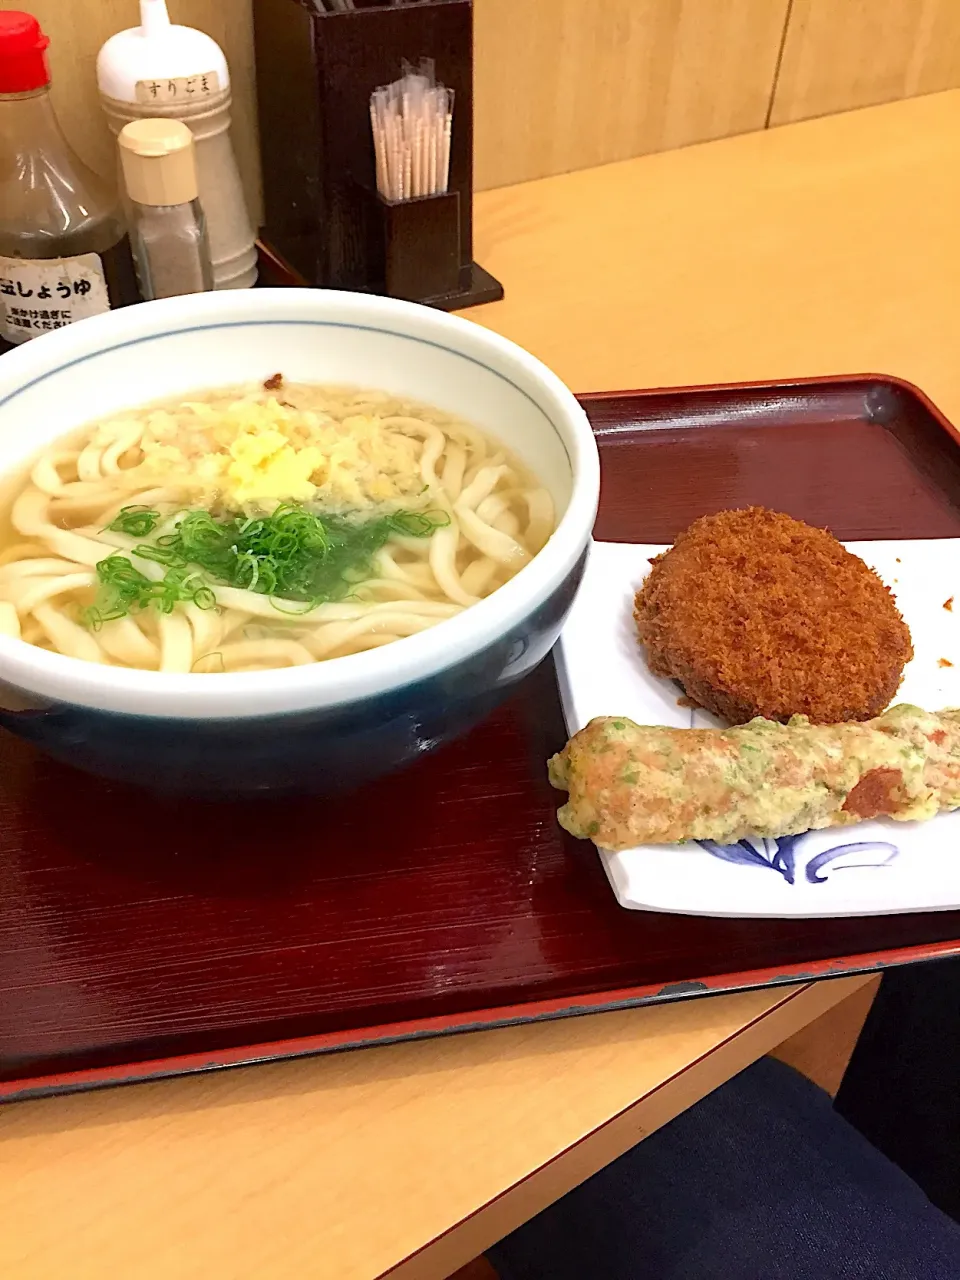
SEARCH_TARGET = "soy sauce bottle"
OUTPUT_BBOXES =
[0,11,140,354]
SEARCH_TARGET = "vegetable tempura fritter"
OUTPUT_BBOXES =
[549,705,960,850]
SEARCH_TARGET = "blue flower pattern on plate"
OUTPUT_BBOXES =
[696,835,900,885]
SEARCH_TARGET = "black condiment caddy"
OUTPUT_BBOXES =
[252,0,503,310]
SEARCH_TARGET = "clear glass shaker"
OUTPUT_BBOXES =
[118,117,213,300]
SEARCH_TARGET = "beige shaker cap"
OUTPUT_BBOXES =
[118,118,198,206]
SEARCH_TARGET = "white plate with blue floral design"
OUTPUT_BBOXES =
[554,539,960,917]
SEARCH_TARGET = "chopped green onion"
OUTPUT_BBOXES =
[82,555,216,629]
[82,502,449,626]
[105,506,161,537]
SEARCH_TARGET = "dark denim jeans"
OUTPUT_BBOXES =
[837,960,960,1222]
[489,1057,960,1280]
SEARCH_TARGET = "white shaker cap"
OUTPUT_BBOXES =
[96,0,229,104]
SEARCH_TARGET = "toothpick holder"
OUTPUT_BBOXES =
[252,0,503,310]
[355,186,458,304]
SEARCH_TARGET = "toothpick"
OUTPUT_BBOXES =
[370,62,454,202]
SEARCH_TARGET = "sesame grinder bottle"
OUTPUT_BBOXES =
[97,0,257,291]
[0,11,139,353]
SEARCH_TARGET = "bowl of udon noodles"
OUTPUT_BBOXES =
[0,288,599,793]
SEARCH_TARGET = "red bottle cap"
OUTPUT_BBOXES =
[0,12,51,94]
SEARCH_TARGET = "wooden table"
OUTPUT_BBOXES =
[4,88,960,1280]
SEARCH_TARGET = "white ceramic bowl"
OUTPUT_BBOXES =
[0,289,599,792]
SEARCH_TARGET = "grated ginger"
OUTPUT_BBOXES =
[132,391,425,513]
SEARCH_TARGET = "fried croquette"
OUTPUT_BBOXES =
[634,507,912,725]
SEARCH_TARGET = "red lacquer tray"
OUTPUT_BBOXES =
[4,374,960,1103]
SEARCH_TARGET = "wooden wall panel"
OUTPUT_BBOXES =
[0,0,262,222]
[770,0,960,127]
[8,0,960,217]
[473,0,791,190]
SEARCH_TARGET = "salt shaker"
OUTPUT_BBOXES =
[118,118,213,300]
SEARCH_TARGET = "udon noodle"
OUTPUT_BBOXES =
[0,380,555,673]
